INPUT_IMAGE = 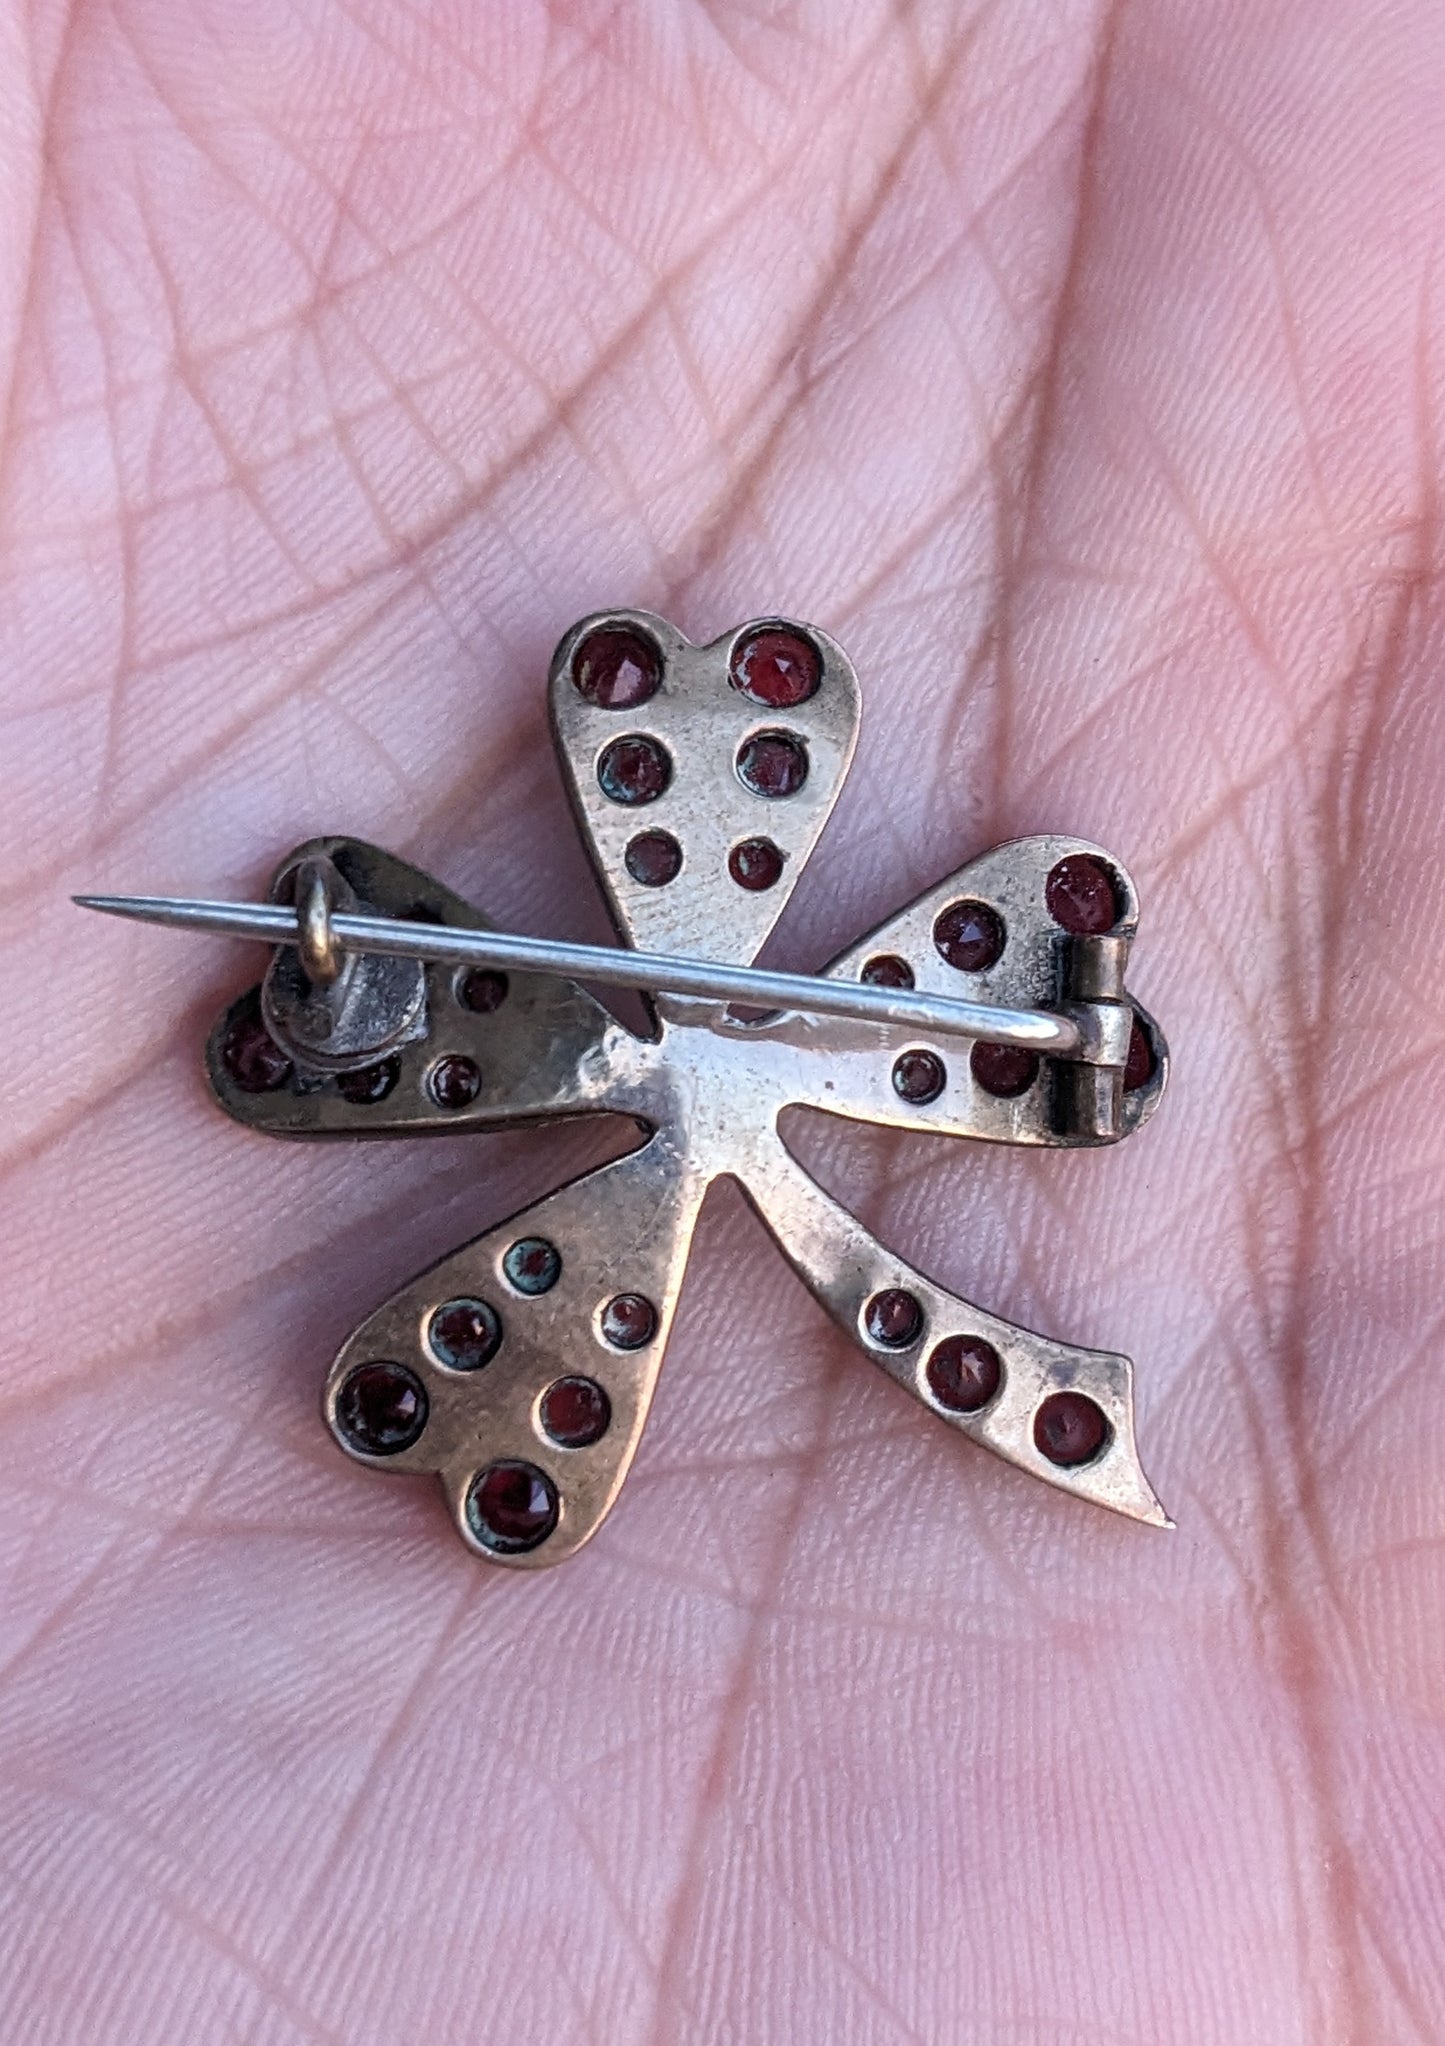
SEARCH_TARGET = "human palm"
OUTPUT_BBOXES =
[5,2,1444,2040]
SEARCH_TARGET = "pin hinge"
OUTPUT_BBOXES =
[1052,933,1133,1139]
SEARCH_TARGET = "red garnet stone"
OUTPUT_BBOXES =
[466,1461,559,1552]
[728,837,784,891]
[730,627,821,708]
[336,1056,400,1104]
[892,1050,945,1104]
[1125,1012,1155,1092]
[934,900,1004,973]
[927,1335,1001,1413]
[625,830,683,886]
[428,1297,502,1371]
[865,1288,924,1348]
[736,731,808,798]
[1045,854,1120,935]
[970,1042,1039,1098]
[429,1054,481,1109]
[540,1377,611,1448]
[573,625,663,709]
[457,968,508,1014]
[600,1293,657,1349]
[598,734,672,805]
[220,996,293,1093]
[1034,1391,1110,1466]
[335,1361,428,1456]
[503,1237,562,1294]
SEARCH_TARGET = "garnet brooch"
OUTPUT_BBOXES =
[79,611,1171,1566]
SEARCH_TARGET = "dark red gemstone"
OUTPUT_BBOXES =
[503,1237,561,1295]
[736,730,808,798]
[429,1054,482,1109]
[600,1293,658,1349]
[466,1461,559,1552]
[573,625,663,709]
[540,1376,611,1448]
[934,900,1005,973]
[864,1288,924,1348]
[428,1297,501,1371]
[457,968,508,1014]
[970,1042,1039,1097]
[893,1049,945,1104]
[625,830,682,886]
[220,996,293,1094]
[927,1335,1001,1413]
[1046,854,1120,935]
[1125,1013,1155,1092]
[336,1055,400,1104]
[1034,1390,1110,1466]
[729,627,821,708]
[862,954,914,989]
[728,837,784,891]
[598,734,671,805]
[335,1361,428,1455]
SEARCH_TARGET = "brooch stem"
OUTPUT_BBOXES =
[73,890,1084,1055]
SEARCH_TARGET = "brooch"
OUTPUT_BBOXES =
[78,610,1171,1567]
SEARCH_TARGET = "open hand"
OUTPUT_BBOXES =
[4,3,1443,2039]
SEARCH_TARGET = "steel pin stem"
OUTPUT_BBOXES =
[72,891,1084,1055]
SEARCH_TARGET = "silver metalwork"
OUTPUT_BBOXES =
[77,608,1172,1566]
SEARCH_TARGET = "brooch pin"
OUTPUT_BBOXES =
[78,610,1171,1567]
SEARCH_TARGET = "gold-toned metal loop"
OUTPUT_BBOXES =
[294,856,344,987]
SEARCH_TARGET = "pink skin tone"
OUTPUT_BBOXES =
[4,2,1445,2040]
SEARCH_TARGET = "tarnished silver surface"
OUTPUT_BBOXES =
[80,610,1173,1566]
[299,812,1171,1561]
[820,834,1167,1146]
[550,609,861,967]
[213,839,621,1135]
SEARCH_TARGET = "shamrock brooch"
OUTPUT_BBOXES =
[78,610,1171,1567]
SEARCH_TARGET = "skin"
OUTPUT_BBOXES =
[3,0,1444,2039]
